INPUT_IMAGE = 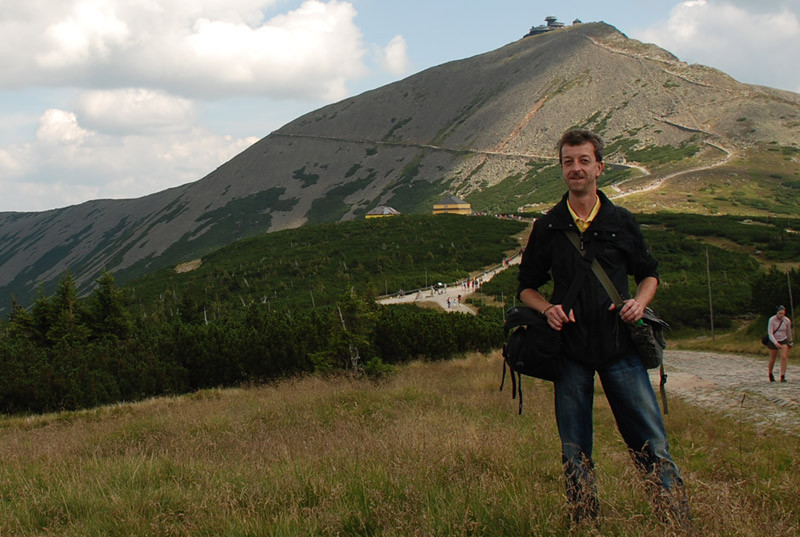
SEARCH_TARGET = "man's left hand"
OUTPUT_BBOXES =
[611,298,645,324]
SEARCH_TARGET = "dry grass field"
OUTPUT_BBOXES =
[0,352,797,536]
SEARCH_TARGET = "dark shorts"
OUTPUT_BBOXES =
[767,338,790,350]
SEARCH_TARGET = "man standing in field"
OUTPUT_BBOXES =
[517,129,688,524]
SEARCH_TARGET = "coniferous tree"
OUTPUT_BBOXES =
[177,290,207,325]
[751,267,800,316]
[46,271,90,344]
[2,296,34,340]
[85,270,133,340]
[30,285,56,345]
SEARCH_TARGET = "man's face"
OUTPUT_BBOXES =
[560,142,604,195]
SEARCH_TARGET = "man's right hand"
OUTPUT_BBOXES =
[545,304,575,330]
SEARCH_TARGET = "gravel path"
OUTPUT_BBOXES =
[652,350,800,436]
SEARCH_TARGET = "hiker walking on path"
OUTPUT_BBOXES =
[517,129,688,525]
[767,305,793,383]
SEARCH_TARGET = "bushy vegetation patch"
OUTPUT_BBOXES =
[0,276,506,413]
[386,177,448,214]
[4,210,799,414]
[638,213,800,262]
[382,117,412,141]
[0,215,524,413]
[293,166,320,188]
[606,138,700,165]
[127,214,525,316]
[305,173,376,225]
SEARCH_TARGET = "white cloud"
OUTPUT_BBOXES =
[0,0,368,100]
[0,108,257,212]
[36,1,131,68]
[35,109,93,145]
[0,149,24,177]
[75,89,195,134]
[377,35,411,76]
[633,0,800,93]
[0,0,379,211]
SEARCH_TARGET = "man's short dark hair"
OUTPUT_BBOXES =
[558,129,604,163]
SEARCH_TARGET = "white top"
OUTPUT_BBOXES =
[768,314,793,344]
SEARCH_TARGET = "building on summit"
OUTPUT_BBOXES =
[365,206,401,219]
[523,16,580,38]
[433,196,472,215]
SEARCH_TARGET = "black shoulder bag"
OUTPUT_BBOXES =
[500,237,603,414]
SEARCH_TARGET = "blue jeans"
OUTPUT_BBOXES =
[554,352,685,515]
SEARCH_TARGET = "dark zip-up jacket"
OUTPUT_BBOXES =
[517,190,659,369]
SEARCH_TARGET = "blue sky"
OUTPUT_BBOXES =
[1,0,798,212]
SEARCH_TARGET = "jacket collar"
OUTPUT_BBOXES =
[547,190,619,231]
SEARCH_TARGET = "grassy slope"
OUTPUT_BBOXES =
[608,147,800,217]
[467,141,800,217]
[0,353,796,536]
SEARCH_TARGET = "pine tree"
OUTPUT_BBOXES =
[45,271,90,344]
[86,270,133,340]
[30,285,56,345]
[2,296,34,340]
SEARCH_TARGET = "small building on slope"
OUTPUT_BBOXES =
[365,206,401,219]
[433,196,472,216]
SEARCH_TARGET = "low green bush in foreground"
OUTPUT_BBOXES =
[0,353,797,536]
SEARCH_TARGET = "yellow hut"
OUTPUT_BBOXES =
[433,195,471,215]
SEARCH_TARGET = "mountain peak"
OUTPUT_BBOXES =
[1,22,798,307]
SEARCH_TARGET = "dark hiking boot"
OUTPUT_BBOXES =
[569,495,599,525]
[652,485,692,529]
[565,469,599,525]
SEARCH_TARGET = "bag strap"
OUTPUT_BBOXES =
[564,231,624,306]
[564,230,670,414]
[552,233,605,320]
[771,317,786,337]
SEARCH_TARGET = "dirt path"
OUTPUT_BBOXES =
[652,350,800,436]
[609,140,734,200]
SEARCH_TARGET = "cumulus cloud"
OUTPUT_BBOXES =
[633,0,800,92]
[36,1,131,68]
[376,35,411,76]
[0,107,257,212]
[0,0,368,100]
[75,89,195,134]
[0,0,388,211]
[35,109,92,145]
